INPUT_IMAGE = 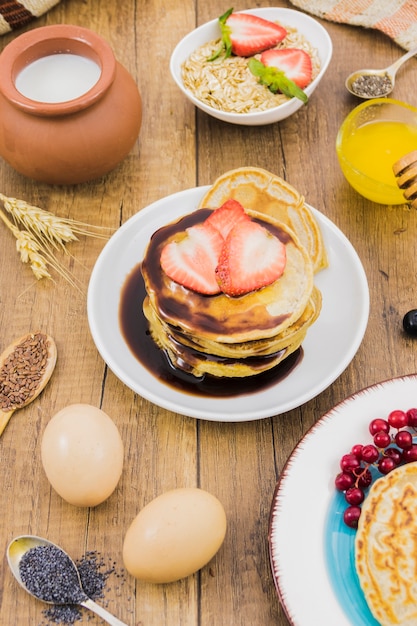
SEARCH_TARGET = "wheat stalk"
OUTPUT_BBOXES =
[0,207,51,280]
[0,193,113,249]
[0,193,114,286]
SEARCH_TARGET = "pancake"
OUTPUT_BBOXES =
[143,286,321,378]
[142,208,314,345]
[152,286,321,360]
[198,167,328,273]
[355,462,417,626]
[143,295,307,378]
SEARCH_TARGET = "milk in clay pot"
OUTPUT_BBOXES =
[0,24,142,184]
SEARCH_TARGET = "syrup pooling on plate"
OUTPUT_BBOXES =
[118,261,302,398]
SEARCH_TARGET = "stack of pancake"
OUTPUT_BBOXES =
[356,462,417,626]
[141,167,326,379]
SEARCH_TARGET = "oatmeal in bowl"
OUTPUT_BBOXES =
[170,8,332,126]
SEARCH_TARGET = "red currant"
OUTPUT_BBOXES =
[395,430,413,449]
[402,445,417,462]
[335,472,354,491]
[369,418,390,435]
[388,409,408,429]
[378,456,396,474]
[345,487,365,506]
[336,407,417,529]
[351,443,363,459]
[406,408,417,428]
[340,453,361,473]
[373,431,391,448]
[343,506,361,528]
[360,444,379,463]
[383,447,402,465]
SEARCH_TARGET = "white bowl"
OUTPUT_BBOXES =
[170,8,333,126]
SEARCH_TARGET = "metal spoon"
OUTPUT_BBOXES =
[346,45,417,98]
[7,535,128,626]
[0,331,57,437]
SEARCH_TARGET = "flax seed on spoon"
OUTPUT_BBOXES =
[0,331,57,436]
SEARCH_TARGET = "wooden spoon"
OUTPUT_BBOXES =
[392,150,417,209]
[0,331,57,436]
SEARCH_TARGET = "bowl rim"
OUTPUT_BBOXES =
[169,7,333,122]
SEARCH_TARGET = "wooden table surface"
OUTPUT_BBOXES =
[1,1,417,625]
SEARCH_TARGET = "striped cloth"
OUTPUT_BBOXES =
[0,0,60,35]
[289,0,417,50]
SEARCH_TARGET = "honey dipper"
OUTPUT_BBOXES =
[392,150,417,208]
[0,332,57,437]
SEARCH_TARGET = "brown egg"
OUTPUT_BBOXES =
[123,487,227,583]
[41,403,124,507]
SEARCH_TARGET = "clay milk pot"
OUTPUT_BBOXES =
[0,24,142,184]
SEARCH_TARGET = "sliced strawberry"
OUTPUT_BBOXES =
[215,220,286,296]
[204,199,249,240]
[210,8,287,59]
[260,48,313,89]
[160,222,224,294]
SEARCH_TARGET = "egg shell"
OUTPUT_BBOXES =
[122,487,227,583]
[41,403,124,507]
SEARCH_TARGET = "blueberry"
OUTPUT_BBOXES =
[403,309,417,336]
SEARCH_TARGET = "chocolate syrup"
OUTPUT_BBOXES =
[142,209,293,338]
[119,263,303,399]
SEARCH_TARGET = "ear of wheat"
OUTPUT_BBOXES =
[0,193,114,288]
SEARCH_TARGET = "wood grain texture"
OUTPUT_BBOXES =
[0,1,417,625]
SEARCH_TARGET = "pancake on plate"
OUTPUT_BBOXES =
[141,175,325,379]
[355,462,417,626]
[198,166,327,273]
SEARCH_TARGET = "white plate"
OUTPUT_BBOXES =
[269,375,417,625]
[87,186,369,422]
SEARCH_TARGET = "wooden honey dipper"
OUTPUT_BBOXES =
[392,150,417,208]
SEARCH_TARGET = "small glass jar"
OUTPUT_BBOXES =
[336,98,417,205]
[0,24,142,184]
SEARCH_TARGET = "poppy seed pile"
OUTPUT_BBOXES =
[18,545,125,625]
[19,545,87,605]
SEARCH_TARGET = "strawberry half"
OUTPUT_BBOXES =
[160,222,224,295]
[215,219,287,297]
[260,48,313,89]
[210,8,287,60]
[204,198,249,239]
